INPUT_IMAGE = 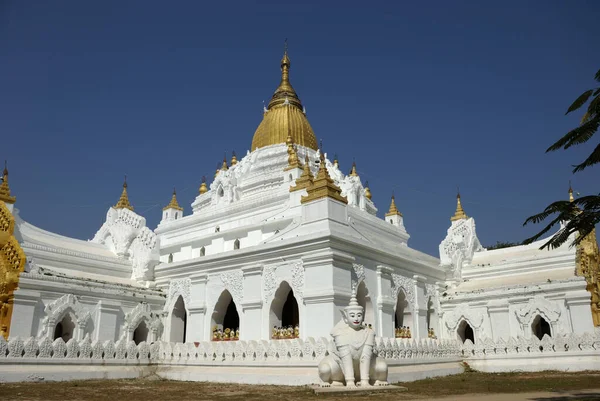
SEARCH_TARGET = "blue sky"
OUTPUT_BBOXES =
[1,1,599,256]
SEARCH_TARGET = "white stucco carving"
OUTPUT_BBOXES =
[391,273,416,311]
[38,294,92,339]
[444,305,485,332]
[121,302,162,341]
[262,261,305,303]
[165,278,192,312]
[515,296,561,326]
[439,218,483,281]
[351,263,365,288]
[220,270,244,305]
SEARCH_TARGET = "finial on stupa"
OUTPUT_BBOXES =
[364,181,372,200]
[301,145,347,204]
[385,194,402,217]
[0,160,16,204]
[450,189,468,222]
[114,175,134,211]
[350,160,358,177]
[333,154,339,168]
[569,181,574,203]
[290,155,314,193]
[199,176,208,194]
[285,132,301,170]
[221,154,229,171]
[231,151,238,166]
[215,162,221,178]
[163,187,183,211]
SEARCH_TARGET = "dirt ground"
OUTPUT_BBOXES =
[2,371,600,401]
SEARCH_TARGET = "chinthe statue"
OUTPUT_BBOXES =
[317,290,388,387]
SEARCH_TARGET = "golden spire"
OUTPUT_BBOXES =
[251,42,318,151]
[199,176,208,194]
[163,188,183,211]
[215,162,220,178]
[285,132,301,170]
[385,194,402,217]
[301,149,347,204]
[569,181,574,202]
[0,160,16,204]
[450,190,468,222]
[221,155,228,171]
[114,176,134,211]
[231,151,238,166]
[333,154,339,168]
[290,155,314,192]
[349,160,358,177]
[364,181,372,200]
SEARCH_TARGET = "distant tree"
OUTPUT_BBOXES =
[486,241,518,250]
[523,68,600,249]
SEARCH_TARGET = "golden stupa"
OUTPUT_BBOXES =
[251,45,318,151]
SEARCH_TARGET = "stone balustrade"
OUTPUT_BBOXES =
[1,332,598,365]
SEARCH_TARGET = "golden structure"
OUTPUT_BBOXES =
[450,191,468,222]
[231,151,238,166]
[364,181,372,200]
[199,176,208,194]
[163,188,183,211]
[0,161,16,204]
[570,185,600,326]
[333,155,339,169]
[251,46,318,151]
[349,161,358,177]
[290,155,314,193]
[301,151,347,204]
[0,200,26,339]
[284,133,302,170]
[114,177,134,211]
[385,195,402,217]
[221,156,229,171]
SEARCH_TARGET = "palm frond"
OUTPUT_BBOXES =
[566,90,594,114]
[595,68,600,83]
[573,142,600,172]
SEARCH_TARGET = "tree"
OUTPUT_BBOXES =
[523,68,600,250]
[486,241,519,250]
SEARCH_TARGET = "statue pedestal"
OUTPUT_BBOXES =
[311,384,408,394]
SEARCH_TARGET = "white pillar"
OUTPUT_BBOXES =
[413,275,428,339]
[187,273,208,341]
[241,264,263,340]
[376,266,395,338]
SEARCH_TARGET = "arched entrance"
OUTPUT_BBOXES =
[53,313,76,342]
[270,281,300,338]
[458,320,475,343]
[133,321,149,345]
[394,289,412,333]
[356,281,374,327]
[211,290,240,340]
[532,315,552,340]
[170,296,187,343]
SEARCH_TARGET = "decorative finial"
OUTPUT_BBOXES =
[284,38,288,55]
[569,181,574,203]
[221,154,229,171]
[285,132,301,170]
[346,285,361,310]
[114,176,134,211]
[0,160,16,204]
[364,181,372,200]
[350,160,358,177]
[450,189,468,222]
[163,187,183,211]
[333,154,339,168]
[385,194,402,217]
[301,144,347,204]
[263,100,267,114]
[290,155,314,193]
[199,176,208,194]
[231,151,238,166]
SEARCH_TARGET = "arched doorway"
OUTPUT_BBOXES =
[170,296,187,343]
[133,321,149,345]
[458,320,475,343]
[270,281,300,338]
[395,289,412,332]
[211,290,240,340]
[54,313,76,342]
[532,315,552,340]
[356,281,374,327]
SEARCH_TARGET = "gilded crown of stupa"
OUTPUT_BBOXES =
[251,43,318,151]
[114,176,134,211]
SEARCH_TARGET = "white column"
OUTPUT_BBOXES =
[413,275,428,339]
[8,290,39,338]
[97,301,122,341]
[376,266,395,338]
[187,273,208,341]
[241,264,263,340]
[487,301,510,340]
[566,292,595,335]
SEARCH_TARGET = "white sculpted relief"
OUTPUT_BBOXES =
[38,294,92,339]
[318,288,388,387]
[351,263,365,289]
[439,218,483,281]
[515,296,561,334]
[262,261,305,303]
[391,273,416,311]
[122,302,162,342]
[165,278,192,312]
[220,270,244,305]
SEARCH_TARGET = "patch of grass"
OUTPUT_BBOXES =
[1,371,600,401]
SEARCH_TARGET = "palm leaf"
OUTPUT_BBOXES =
[566,90,594,114]
[573,142,600,172]
[595,68,600,82]
[547,117,599,152]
